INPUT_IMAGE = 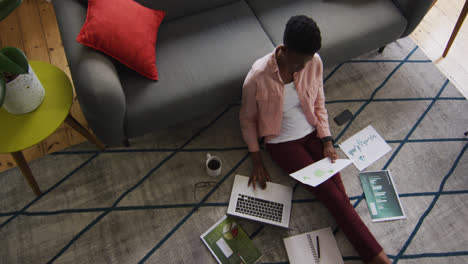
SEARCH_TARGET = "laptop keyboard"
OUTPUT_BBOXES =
[235,194,284,223]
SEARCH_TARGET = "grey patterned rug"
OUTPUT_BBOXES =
[1,37,467,264]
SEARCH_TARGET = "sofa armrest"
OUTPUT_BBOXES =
[74,51,127,146]
[391,0,435,37]
[52,0,127,146]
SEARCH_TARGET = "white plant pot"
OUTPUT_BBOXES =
[2,64,45,115]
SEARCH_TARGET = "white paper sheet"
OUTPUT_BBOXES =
[215,238,233,258]
[283,227,344,264]
[339,125,392,171]
[290,158,352,187]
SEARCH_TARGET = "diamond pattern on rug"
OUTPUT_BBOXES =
[127,107,227,150]
[56,208,193,264]
[403,194,468,255]
[27,152,171,212]
[0,213,101,263]
[440,82,466,98]
[356,196,434,255]
[325,62,399,101]
[374,63,447,99]
[0,154,95,212]
[405,47,432,61]
[341,101,431,141]
[385,142,466,193]
[118,150,248,206]
[443,154,468,192]
[410,100,468,140]
[185,106,246,149]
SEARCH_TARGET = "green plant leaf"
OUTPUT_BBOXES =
[0,75,6,107]
[0,0,22,21]
[0,47,28,74]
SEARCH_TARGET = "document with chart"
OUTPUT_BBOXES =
[290,157,352,187]
[339,125,392,171]
[359,170,406,222]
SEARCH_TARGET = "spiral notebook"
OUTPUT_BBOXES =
[283,227,343,264]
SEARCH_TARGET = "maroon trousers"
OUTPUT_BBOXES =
[266,131,383,262]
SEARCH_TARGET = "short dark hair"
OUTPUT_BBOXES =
[283,15,321,55]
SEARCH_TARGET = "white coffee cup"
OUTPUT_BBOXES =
[206,153,222,177]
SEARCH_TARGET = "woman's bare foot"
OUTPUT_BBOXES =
[368,250,391,264]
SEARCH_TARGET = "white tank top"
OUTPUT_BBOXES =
[267,82,315,144]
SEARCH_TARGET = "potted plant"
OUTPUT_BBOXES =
[0,46,45,114]
[0,0,22,20]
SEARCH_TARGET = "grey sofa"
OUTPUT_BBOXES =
[52,0,433,146]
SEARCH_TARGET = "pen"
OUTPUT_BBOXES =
[237,253,247,264]
[316,235,320,259]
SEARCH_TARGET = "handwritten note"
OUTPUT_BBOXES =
[339,125,392,171]
[290,158,353,187]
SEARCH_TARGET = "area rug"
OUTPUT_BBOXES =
[1,37,467,264]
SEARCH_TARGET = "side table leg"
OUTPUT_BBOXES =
[65,114,106,151]
[442,0,468,57]
[11,151,42,196]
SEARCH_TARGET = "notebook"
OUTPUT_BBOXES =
[227,174,293,228]
[201,215,262,264]
[283,227,344,264]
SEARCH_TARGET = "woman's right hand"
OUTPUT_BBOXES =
[248,152,271,190]
[249,164,271,190]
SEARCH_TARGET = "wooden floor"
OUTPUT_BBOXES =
[0,0,467,173]
[409,0,468,99]
[0,0,89,172]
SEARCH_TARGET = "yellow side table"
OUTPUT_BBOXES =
[0,61,105,196]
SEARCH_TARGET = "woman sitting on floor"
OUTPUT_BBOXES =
[239,15,392,264]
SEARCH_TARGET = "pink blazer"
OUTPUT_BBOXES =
[239,47,331,152]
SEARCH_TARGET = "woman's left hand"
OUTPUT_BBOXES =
[323,141,338,163]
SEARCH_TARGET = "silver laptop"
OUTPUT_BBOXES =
[227,174,293,228]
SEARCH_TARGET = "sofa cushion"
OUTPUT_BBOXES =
[246,0,407,67]
[135,0,238,21]
[76,0,166,80]
[118,0,274,138]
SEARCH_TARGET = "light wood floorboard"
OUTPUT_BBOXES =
[410,0,468,99]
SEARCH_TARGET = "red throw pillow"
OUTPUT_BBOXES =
[76,0,165,80]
